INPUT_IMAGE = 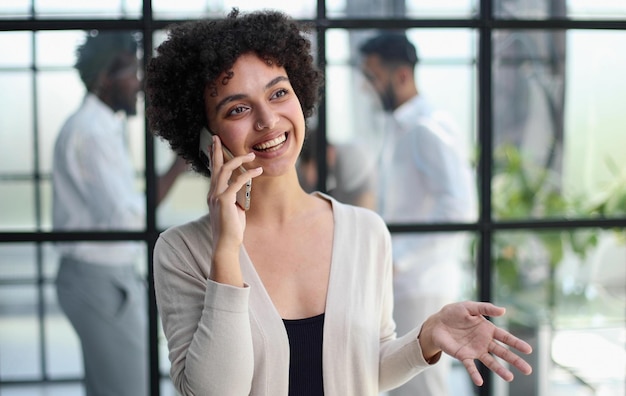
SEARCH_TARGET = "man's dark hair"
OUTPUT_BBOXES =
[145,8,324,176]
[359,32,419,68]
[75,31,139,91]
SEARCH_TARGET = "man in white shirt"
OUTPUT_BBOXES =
[359,32,478,396]
[52,31,185,396]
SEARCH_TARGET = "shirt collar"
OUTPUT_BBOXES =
[393,95,431,131]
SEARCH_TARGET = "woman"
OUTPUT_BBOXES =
[145,9,532,396]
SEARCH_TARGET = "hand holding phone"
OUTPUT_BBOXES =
[199,127,252,210]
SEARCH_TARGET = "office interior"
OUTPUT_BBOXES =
[0,1,624,395]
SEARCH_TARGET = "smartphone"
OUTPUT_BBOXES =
[199,127,252,210]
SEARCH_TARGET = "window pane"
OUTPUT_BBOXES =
[325,28,478,224]
[37,71,84,174]
[0,32,31,67]
[36,31,85,68]
[153,0,316,19]
[32,0,142,18]
[389,230,475,395]
[564,30,626,219]
[0,285,42,380]
[492,30,626,220]
[42,243,61,280]
[492,228,626,395]
[327,0,477,18]
[0,0,30,19]
[44,30,148,232]
[0,243,36,279]
[155,135,207,229]
[494,0,626,20]
[156,171,208,230]
[0,72,33,174]
[0,181,36,230]
[40,179,52,231]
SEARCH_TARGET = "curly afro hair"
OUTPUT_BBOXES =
[145,8,324,177]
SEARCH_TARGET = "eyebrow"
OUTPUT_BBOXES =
[214,75,290,113]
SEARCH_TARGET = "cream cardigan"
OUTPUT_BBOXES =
[154,193,431,395]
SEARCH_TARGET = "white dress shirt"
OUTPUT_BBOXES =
[377,95,477,298]
[52,94,145,265]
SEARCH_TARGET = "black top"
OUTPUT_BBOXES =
[283,313,325,396]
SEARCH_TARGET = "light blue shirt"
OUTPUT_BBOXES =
[52,94,144,265]
[377,95,477,298]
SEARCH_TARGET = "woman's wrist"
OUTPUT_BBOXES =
[210,248,243,286]
[417,314,443,364]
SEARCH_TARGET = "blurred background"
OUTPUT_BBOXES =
[0,0,624,395]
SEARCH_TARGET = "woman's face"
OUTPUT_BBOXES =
[204,53,306,177]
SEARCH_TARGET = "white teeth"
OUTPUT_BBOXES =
[254,134,287,151]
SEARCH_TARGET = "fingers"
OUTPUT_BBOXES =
[208,136,262,209]
[461,358,484,386]
[489,337,533,375]
[494,327,533,355]
[479,351,515,382]
[463,301,506,318]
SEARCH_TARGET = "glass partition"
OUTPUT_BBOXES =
[327,0,478,18]
[492,29,626,221]
[494,0,626,20]
[492,228,625,395]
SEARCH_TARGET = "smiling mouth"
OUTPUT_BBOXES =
[253,133,287,152]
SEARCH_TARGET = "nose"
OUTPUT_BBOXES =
[255,104,279,130]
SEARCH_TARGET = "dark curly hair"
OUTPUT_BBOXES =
[145,8,324,176]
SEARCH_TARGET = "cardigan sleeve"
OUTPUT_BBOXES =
[153,228,254,395]
[377,219,433,391]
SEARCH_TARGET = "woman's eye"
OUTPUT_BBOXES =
[271,88,288,100]
[228,106,248,116]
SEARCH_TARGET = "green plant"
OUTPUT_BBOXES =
[490,145,625,325]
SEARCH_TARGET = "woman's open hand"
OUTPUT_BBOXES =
[419,301,533,386]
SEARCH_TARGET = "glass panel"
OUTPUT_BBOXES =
[40,179,52,231]
[37,70,84,174]
[327,0,476,18]
[0,71,33,174]
[492,30,626,220]
[156,170,208,230]
[564,30,626,219]
[0,0,30,19]
[42,243,61,280]
[0,181,36,230]
[36,31,85,67]
[406,0,477,18]
[325,28,478,224]
[43,30,148,232]
[494,0,626,20]
[0,243,36,279]
[44,284,83,378]
[492,228,626,395]
[33,0,142,19]
[0,31,31,67]
[153,0,316,19]
[391,230,475,395]
[0,383,84,395]
[0,285,42,380]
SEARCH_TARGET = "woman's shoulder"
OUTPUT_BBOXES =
[158,213,212,247]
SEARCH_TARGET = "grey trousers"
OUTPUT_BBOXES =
[56,257,148,396]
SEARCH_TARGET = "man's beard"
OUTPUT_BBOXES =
[379,83,396,112]
[112,92,137,116]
